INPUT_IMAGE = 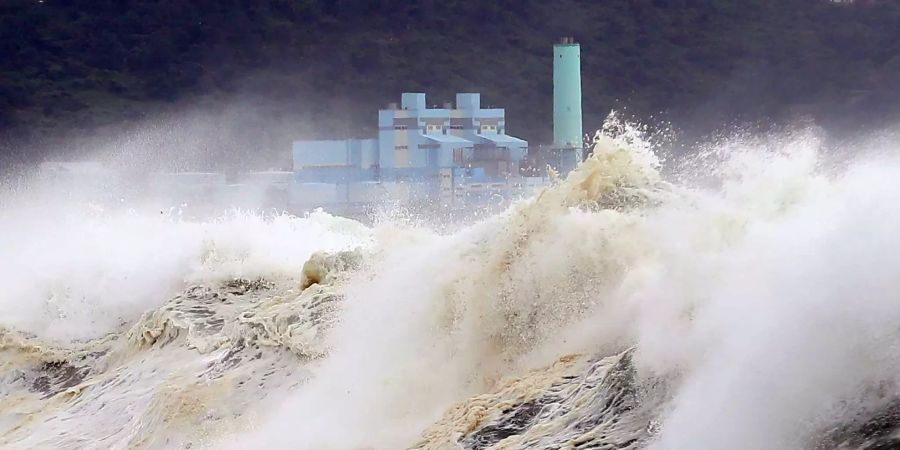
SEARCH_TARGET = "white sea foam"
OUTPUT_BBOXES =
[0,200,370,342]
[3,119,900,450]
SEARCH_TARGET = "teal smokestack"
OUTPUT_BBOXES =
[553,37,583,161]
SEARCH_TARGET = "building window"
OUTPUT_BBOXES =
[394,125,408,130]
[426,124,442,134]
[480,124,497,133]
[453,148,464,165]
[449,125,463,130]
[395,145,408,150]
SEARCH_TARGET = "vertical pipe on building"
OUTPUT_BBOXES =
[553,37,583,161]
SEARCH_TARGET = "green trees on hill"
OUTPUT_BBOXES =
[1,0,898,165]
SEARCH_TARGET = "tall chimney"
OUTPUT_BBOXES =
[553,37,583,161]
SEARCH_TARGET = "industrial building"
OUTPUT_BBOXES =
[291,92,533,212]
[290,38,584,215]
[37,40,585,220]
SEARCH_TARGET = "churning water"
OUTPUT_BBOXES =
[2,118,900,449]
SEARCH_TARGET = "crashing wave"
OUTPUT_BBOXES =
[0,247,362,449]
[4,116,900,449]
[415,349,661,450]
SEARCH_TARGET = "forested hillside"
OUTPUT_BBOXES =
[1,0,899,167]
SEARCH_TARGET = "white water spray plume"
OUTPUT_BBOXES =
[2,116,900,450]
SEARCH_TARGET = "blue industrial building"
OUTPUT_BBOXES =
[292,92,531,210]
[38,41,584,219]
[290,39,583,214]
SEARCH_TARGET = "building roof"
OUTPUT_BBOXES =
[421,134,472,144]
[476,134,528,146]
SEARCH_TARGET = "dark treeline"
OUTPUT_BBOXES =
[1,0,899,168]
